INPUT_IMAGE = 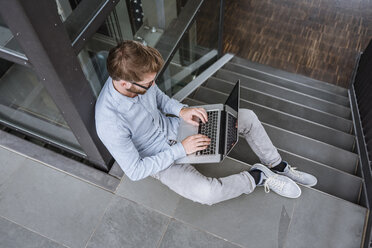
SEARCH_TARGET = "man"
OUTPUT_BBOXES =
[95,40,317,206]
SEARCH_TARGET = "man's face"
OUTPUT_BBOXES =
[126,72,156,95]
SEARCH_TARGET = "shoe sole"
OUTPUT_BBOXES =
[275,171,318,188]
[297,181,317,187]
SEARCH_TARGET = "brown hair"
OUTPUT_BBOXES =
[107,40,164,82]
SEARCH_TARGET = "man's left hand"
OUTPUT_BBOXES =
[179,107,208,126]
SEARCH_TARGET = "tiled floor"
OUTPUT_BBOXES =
[0,145,367,248]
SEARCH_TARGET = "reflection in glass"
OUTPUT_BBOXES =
[76,1,127,97]
[77,0,219,98]
[56,0,130,46]
[156,0,220,96]
[0,58,84,154]
[130,0,182,47]
[0,15,25,57]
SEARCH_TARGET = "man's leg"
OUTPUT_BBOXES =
[152,162,301,205]
[238,109,281,167]
[152,163,256,206]
[238,109,317,187]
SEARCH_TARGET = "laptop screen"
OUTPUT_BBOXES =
[224,80,240,111]
[224,80,240,156]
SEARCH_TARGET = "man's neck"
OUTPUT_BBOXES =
[112,80,138,98]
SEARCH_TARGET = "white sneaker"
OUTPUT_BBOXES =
[251,163,301,199]
[275,162,317,187]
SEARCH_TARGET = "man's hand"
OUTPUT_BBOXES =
[181,134,211,155]
[179,107,208,126]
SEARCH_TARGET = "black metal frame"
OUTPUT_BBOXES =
[0,0,226,171]
[217,0,225,58]
[0,47,31,68]
[0,0,118,171]
[348,39,372,248]
[64,0,119,53]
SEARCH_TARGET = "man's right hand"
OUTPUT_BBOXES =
[181,134,211,155]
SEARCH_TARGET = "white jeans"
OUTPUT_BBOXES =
[152,109,282,205]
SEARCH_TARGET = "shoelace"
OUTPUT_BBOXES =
[264,175,285,193]
[287,166,303,179]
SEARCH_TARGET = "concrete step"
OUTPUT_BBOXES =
[205,77,353,133]
[191,86,355,152]
[229,142,362,204]
[116,156,367,248]
[230,56,349,97]
[214,68,351,119]
[183,97,358,175]
[187,158,366,248]
[183,97,362,204]
[224,62,350,107]
[199,155,361,205]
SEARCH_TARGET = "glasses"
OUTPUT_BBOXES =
[129,79,154,90]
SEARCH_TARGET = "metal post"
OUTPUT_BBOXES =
[0,0,113,171]
[217,0,225,58]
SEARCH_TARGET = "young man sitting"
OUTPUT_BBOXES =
[95,41,317,206]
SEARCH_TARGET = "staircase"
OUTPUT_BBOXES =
[178,55,368,247]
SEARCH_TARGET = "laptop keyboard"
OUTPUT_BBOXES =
[226,113,238,153]
[196,111,218,155]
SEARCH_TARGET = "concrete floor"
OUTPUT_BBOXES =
[0,143,367,248]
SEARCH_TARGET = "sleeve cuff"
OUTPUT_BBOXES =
[173,102,188,117]
[170,142,186,160]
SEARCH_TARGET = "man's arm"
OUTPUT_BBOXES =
[98,126,186,181]
[154,84,186,116]
[154,84,208,125]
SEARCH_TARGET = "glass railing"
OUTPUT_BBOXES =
[0,59,84,155]
[155,0,221,97]
[0,0,224,166]
[0,13,83,155]
[73,0,222,98]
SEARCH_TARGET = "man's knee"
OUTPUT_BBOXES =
[192,183,220,206]
[238,109,258,133]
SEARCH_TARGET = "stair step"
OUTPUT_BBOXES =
[184,158,366,248]
[228,141,362,204]
[192,86,355,151]
[230,56,349,97]
[183,97,358,174]
[114,156,367,248]
[260,123,357,174]
[193,155,361,204]
[224,62,350,107]
[205,77,353,133]
[214,69,351,119]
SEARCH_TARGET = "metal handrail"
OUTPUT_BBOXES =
[349,39,372,248]
[155,0,204,80]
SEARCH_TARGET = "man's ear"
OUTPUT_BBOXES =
[120,80,130,89]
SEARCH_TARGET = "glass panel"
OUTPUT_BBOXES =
[0,15,25,58]
[156,0,220,96]
[0,58,84,155]
[56,0,112,42]
[55,0,81,21]
[132,0,182,46]
[75,1,130,97]
[76,0,220,98]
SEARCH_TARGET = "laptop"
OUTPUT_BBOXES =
[175,80,240,164]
